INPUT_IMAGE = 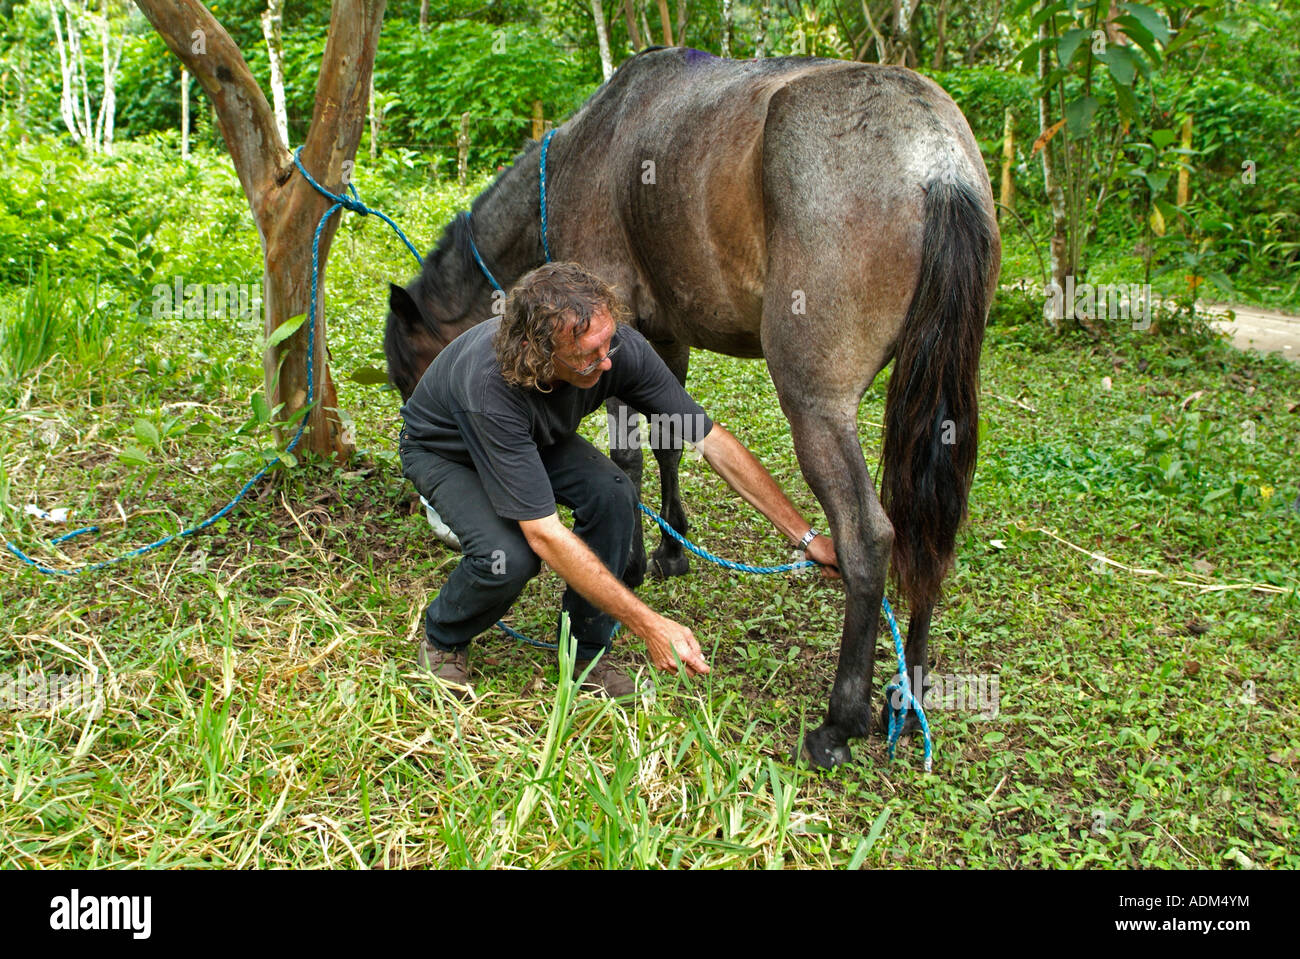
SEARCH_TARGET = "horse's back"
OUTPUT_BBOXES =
[553,50,990,354]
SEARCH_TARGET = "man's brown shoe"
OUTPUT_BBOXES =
[574,656,638,700]
[418,640,471,700]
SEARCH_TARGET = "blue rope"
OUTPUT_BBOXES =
[882,596,933,772]
[3,148,418,577]
[464,212,503,294]
[539,129,556,262]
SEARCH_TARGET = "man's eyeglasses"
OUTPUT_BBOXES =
[553,335,621,376]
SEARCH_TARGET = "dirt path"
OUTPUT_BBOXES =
[1201,302,1300,361]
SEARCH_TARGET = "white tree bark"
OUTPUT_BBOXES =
[721,0,733,57]
[49,0,81,144]
[68,2,96,150]
[261,0,289,147]
[181,65,190,159]
[590,0,613,80]
[93,10,124,155]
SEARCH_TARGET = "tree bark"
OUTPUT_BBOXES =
[180,65,190,160]
[419,0,429,33]
[999,107,1015,220]
[638,1,653,51]
[49,0,81,145]
[721,0,732,57]
[655,0,674,44]
[94,10,123,155]
[590,0,614,80]
[136,0,387,460]
[675,0,689,46]
[623,0,642,50]
[931,0,948,70]
[261,0,289,148]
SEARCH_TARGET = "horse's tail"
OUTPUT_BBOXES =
[881,177,998,611]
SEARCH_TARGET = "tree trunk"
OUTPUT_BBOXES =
[638,1,653,51]
[49,0,81,145]
[894,0,914,66]
[655,0,674,44]
[931,0,948,70]
[999,107,1015,220]
[68,2,96,150]
[590,0,614,80]
[95,12,123,155]
[1038,13,1069,328]
[261,0,289,148]
[419,0,429,33]
[369,72,379,159]
[675,0,689,46]
[721,0,732,57]
[136,0,386,461]
[623,0,642,50]
[180,65,190,160]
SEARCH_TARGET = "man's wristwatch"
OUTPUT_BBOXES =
[796,528,819,553]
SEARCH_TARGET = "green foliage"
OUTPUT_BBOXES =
[374,19,595,169]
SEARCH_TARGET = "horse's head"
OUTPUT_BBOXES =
[384,214,504,401]
[384,278,447,401]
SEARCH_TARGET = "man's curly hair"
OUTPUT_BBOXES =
[494,262,627,391]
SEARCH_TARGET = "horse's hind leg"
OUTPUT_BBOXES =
[781,404,893,767]
[763,308,895,766]
[760,252,911,768]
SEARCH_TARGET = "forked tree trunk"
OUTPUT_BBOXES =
[137,0,386,460]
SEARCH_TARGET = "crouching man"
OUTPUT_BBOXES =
[398,262,838,699]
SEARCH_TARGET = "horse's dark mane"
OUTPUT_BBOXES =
[413,138,544,322]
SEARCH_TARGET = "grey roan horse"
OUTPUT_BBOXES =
[386,48,1001,768]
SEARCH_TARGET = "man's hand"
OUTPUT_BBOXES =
[521,514,710,676]
[805,535,841,580]
[640,615,710,675]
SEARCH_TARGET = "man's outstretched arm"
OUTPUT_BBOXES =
[518,514,711,675]
[694,423,840,576]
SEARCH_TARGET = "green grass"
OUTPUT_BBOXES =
[1,141,1297,869]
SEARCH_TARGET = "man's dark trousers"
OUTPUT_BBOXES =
[400,431,639,661]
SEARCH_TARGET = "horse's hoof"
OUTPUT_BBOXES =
[800,725,852,769]
[649,552,690,579]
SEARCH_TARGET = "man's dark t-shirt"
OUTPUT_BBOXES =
[400,318,713,521]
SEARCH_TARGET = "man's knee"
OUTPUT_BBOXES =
[575,470,638,525]
[466,539,541,591]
